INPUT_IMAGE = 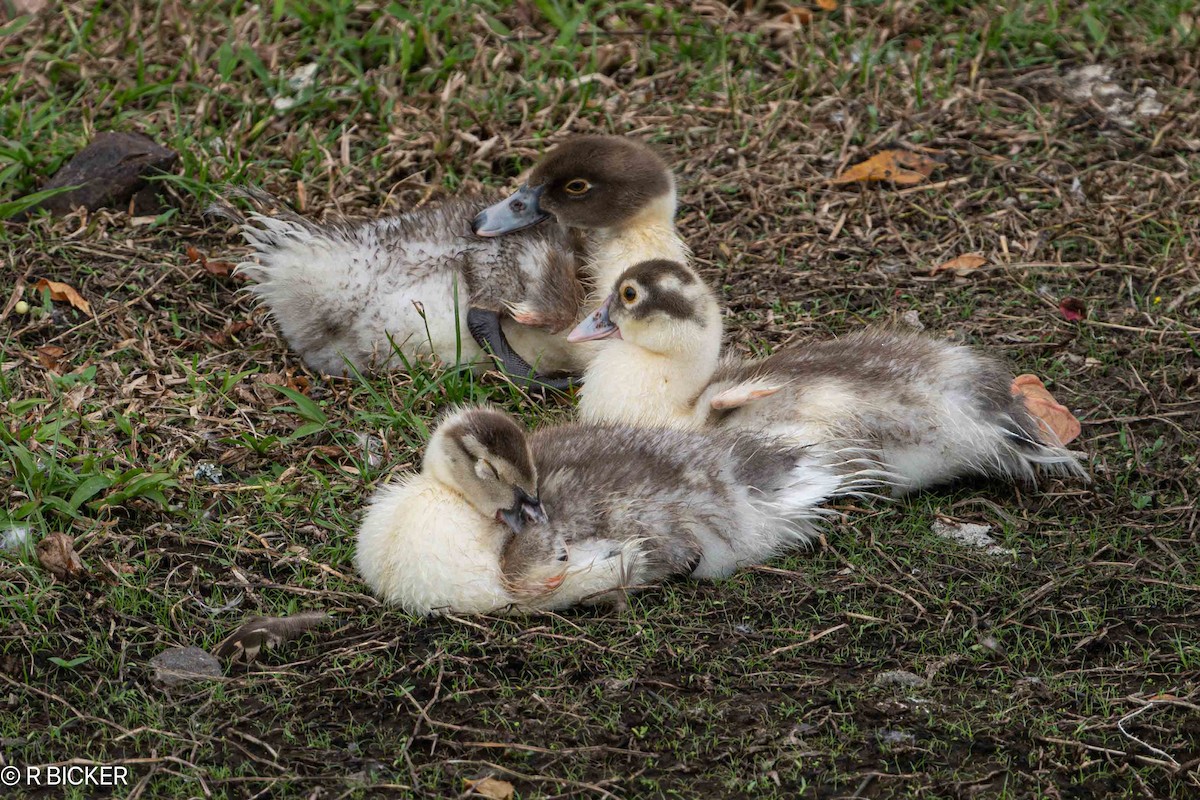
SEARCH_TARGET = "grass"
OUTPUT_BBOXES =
[2,0,1199,797]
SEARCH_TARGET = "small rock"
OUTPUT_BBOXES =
[874,670,927,689]
[602,676,635,692]
[931,519,1016,557]
[193,463,224,484]
[901,310,924,331]
[150,646,222,687]
[18,132,178,220]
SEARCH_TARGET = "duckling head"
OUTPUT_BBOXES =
[472,136,674,237]
[567,259,721,358]
[424,408,547,533]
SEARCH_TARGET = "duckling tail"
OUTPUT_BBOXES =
[206,186,414,375]
[996,408,1090,483]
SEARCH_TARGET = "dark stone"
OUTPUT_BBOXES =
[18,131,178,219]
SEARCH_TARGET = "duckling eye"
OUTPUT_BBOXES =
[563,178,591,196]
[621,285,638,303]
[476,459,500,481]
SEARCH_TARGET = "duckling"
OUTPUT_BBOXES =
[208,188,585,387]
[355,407,586,615]
[569,259,1087,494]
[356,407,869,615]
[472,136,689,366]
[473,135,688,297]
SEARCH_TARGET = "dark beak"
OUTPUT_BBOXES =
[499,487,547,534]
[567,295,622,342]
[472,184,549,237]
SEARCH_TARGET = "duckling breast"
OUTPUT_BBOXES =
[355,477,513,615]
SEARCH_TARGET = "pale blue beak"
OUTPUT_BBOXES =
[472,184,549,237]
[567,295,622,343]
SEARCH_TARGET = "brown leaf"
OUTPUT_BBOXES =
[777,6,812,25]
[204,320,254,347]
[816,0,838,9]
[285,372,311,394]
[36,345,66,372]
[465,777,515,800]
[1059,296,1086,322]
[203,260,238,277]
[33,278,91,314]
[930,254,988,277]
[187,246,241,279]
[1012,374,1081,445]
[213,611,329,664]
[830,149,941,186]
[36,533,87,581]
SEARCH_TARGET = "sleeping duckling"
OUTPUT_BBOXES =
[356,407,868,615]
[569,259,1087,494]
[355,406,609,615]
[472,136,688,364]
[209,188,584,387]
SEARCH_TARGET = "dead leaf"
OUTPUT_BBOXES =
[203,260,238,277]
[931,254,987,277]
[33,279,91,314]
[465,777,515,800]
[816,0,838,10]
[285,372,311,394]
[204,320,254,347]
[1059,296,1086,322]
[777,6,812,25]
[830,149,941,186]
[186,246,240,278]
[36,532,87,581]
[213,611,329,663]
[9,0,51,15]
[1012,374,1081,445]
[36,344,66,372]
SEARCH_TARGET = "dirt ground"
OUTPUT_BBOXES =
[2,2,1198,798]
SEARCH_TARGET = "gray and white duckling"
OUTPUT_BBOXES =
[209,188,585,387]
[569,259,1087,494]
[356,407,866,615]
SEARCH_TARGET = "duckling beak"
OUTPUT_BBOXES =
[472,184,549,237]
[567,295,622,343]
[498,488,548,534]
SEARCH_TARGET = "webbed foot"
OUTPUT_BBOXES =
[467,307,580,394]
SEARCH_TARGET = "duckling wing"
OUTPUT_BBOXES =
[526,424,855,585]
